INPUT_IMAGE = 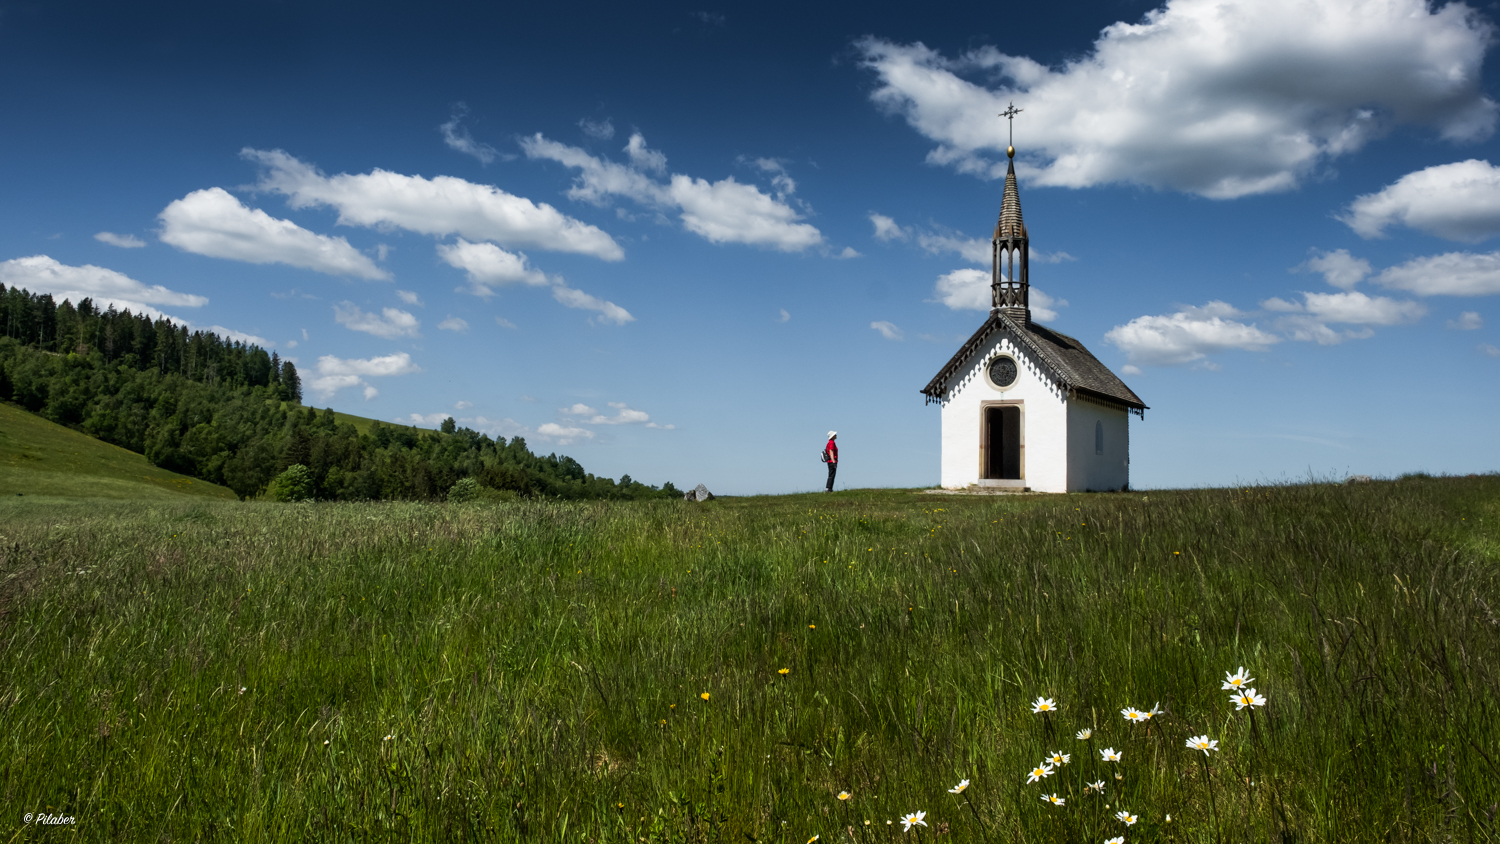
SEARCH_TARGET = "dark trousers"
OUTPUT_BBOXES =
[826,462,837,491]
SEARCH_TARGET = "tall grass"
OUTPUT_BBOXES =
[1,478,1497,841]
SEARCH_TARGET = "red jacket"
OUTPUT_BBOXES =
[825,439,838,464]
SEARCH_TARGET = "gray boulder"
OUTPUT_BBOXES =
[684,483,715,502]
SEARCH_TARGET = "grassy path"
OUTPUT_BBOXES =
[1,479,1497,841]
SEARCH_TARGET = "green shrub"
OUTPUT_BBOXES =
[447,477,481,503]
[265,463,314,502]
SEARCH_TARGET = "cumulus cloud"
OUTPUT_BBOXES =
[1481,342,1500,357]
[0,255,207,320]
[495,316,517,329]
[1294,248,1371,290]
[333,302,420,338]
[396,289,422,306]
[521,132,824,251]
[536,422,595,444]
[243,148,624,260]
[455,400,473,410]
[587,402,651,425]
[857,0,1496,199]
[561,403,598,416]
[1262,290,1425,344]
[94,232,146,248]
[437,238,551,293]
[870,213,909,241]
[436,238,634,323]
[1342,159,1500,241]
[438,316,469,332]
[1105,301,1280,366]
[159,188,389,279]
[1376,251,1500,296]
[1448,311,1483,330]
[550,285,634,324]
[871,320,904,340]
[777,308,791,322]
[309,352,422,399]
[439,103,500,164]
[930,267,1066,321]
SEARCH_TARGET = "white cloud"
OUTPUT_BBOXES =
[94,232,146,248]
[536,422,595,444]
[777,308,791,322]
[439,103,499,164]
[309,352,422,398]
[495,316,517,329]
[1448,311,1483,330]
[871,320,904,340]
[376,243,392,261]
[455,400,473,410]
[205,325,273,347]
[398,413,451,427]
[0,255,207,320]
[1342,159,1500,242]
[586,402,651,425]
[579,117,615,140]
[1376,251,1500,296]
[438,316,469,332]
[521,132,824,251]
[437,238,550,294]
[1263,290,1425,344]
[437,238,633,322]
[857,0,1496,199]
[933,268,991,310]
[878,213,1075,263]
[1294,248,1371,290]
[561,403,598,416]
[159,187,388,280]
[1480,343,1500,357]
[333,302,421,339]
[396,289,422,305]
[551,284,635,324]
[244,148,624,261]
[930,267,1065,320]
[837,246,861,259]
[1105,301,1280,366]
[626,132,669,174]
[920,232,990,264]
[870,213,910,241]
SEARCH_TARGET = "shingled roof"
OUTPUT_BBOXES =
[921,312,1147,412]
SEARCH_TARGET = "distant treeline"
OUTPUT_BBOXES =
[0,283,680,501]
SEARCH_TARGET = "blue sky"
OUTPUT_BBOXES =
[3,0,1499,493]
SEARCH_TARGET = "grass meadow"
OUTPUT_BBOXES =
[1,478,1498,842]
[0,401,235,501]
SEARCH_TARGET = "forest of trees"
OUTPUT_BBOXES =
[0,283,680,501]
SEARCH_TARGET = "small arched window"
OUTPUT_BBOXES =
[1094,420,1104,455]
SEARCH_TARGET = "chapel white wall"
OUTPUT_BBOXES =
[1066,397,1130,492]
[939,333,1069,492]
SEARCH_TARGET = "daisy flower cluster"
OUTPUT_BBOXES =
[1008,670,1269,834]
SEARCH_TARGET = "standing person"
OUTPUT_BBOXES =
[823,431,838,492]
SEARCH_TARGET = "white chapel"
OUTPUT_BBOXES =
[921,143,1146,493]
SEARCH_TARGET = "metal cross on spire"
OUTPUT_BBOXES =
[999,102,1023,155]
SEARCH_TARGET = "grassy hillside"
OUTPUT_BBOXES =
[0,479,1496,841]
[0,401,236,500]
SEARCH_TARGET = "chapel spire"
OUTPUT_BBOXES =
[992,102,1030,324]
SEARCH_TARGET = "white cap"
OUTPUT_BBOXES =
[828,431,837,438]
